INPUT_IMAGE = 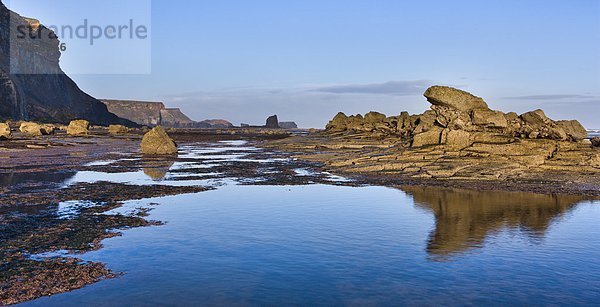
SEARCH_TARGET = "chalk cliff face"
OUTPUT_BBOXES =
[102,99,233,128]
[0,1,129,125]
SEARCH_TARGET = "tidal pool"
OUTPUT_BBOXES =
[19,141,600,306]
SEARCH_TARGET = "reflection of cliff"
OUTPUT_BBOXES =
[402,186,585,260]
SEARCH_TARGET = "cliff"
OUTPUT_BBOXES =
[102,100,165,126]
[0,1,129,125]
[102,99,233,128]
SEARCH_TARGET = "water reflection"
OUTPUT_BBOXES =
[142,160,175,181]
[402,186,586,260]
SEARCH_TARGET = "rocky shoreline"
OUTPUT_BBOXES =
[265,86,600,197]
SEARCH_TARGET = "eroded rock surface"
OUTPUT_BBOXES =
[19,122,42,136]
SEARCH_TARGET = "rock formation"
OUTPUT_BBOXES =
[102,99,233,128]
[0,122,11,139]
[67,120,90,136]
[266,115,280,129]
[108,124,128,135]
[593,137,600,148]
[326,86,589,147]
[199,119,234,129]
[160,108,195,127]
[0,3,131,125]
[19,122,42,136]
[279,122,299,129]
[141,126,178,155]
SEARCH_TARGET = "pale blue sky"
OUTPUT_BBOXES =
[8,0,600,127]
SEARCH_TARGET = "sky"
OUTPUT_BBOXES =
[7,0,600,128]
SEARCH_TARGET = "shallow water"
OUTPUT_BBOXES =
[20,141,600,306]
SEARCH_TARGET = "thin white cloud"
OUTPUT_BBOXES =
[312,80,432,96]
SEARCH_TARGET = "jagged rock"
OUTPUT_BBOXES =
[472,109,508,129]
[432,106,472,130]
[141,126,178,155]
[592,137,600,148]
[0,122,11,139]
[108,125,128,134]
[326,112,349,131]
[413,110,437,134]
[424,86,489,112]
[67,120,90,136]
[413,126,444,147]
[266,115,280,129]
[556,120,588,141]
[347,115,365,131]
[19,122,42,136]
[40,124,56,135]
[520,110,567,140]
[521,109,552,126]
[364,112,386,124]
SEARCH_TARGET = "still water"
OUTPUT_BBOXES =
[22,141,600,306]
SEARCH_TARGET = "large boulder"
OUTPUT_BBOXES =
[424,86,489,112]
[141,126,178,155]
[472,109,508,129]
[556,120,588,141]
[67,120,90,136]
[108,124,129,135]
[265,115,280,128]
[19,122,43,136]
[0,123,11,140]
[412,126,444,147]
[592,137,600,148]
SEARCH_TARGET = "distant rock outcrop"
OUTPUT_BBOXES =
[102,99,233,128]
[326,86,589,148]
[0,3,131,125]
[266,115,280,129]
[279,122,298,129]
[102,100,165,126]
[199,119,234,128]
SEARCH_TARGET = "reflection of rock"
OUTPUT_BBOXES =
[142,160,175,181]
[403,186,585,260]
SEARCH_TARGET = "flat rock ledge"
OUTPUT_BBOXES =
[268,86,600,196]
